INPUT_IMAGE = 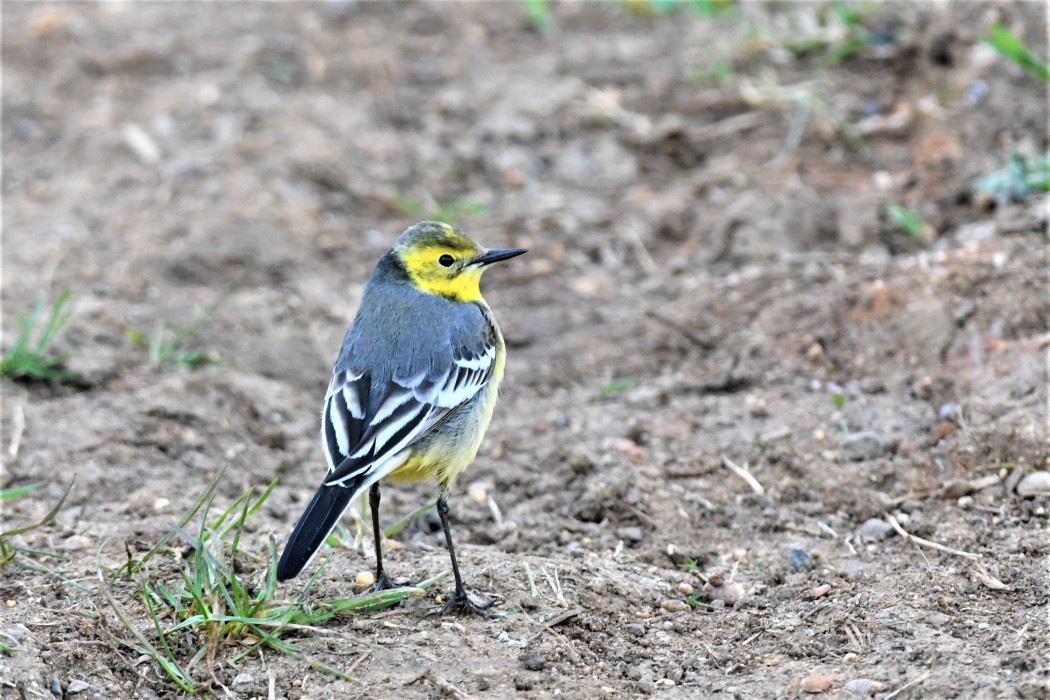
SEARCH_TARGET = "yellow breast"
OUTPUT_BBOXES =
[387,315,506,486]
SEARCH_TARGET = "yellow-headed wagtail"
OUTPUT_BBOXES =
[276,221,525,615]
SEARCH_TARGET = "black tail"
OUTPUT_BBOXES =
[276,483,356,582]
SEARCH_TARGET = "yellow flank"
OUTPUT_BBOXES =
[388,320,507,485]
[400,244,485,302]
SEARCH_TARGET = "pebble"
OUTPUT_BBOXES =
[800,674,833,693]
[811,583,832,598]
[625,623,647,637]
[841,431,888,461]
[859,377,885,394]
[355,571,375,587]
[843,678,886,696]
[745,394,769,417]
[707,581,746,606]
[153,498,171,512]
[636,677,657,694]
[589,577,608,595]
[57,535,92,552]
[232,673,253,686]
[677,582,693,595]
[616,526,643,544]
[497,631,526,647]
[841,653,858,663]
[1016,471,1050,497]
[931,421,958,440]
[942,479,974,498]
[67,680,90,694]
[785,544,814,571]
[660,599,690,613]
[50,677,62,696]
[858,518,893,541]
[518,652,546,671]
[709,599,726,610]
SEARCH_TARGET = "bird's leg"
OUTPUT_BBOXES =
[429,491,496,617]
[368,483,414,591]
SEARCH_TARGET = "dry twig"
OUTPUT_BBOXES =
[883,513,979,560]
[884,669,932,699]
[722,455,765,496]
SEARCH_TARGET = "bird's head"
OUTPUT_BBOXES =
[392,221,526,302]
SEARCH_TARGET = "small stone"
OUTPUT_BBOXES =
[811,583,832,598]
[942,479,974,498]
[514,674,534,691]
[859,377,885,394]
[5,601,14,608]
[590,577,608,595]
[785,544,814,571]
[745,394,769,417]
[67,680,90,694]
[354,571,375,587]
[707,581,746,606]
[518,652,546,671]
[625,623,647,637]
[661,599,690,613]
[841,431,888,461]
[636,677,657,694]
[709,599,726,610]
[50,677,62,696]
[57,535,91,552]
[800,674,833,693]
[616,526,643,544]
[1017,471,1050,497]
[841,653,858,663]
[858,518,893,541]
[843,678,886,696]
[938,403,961,421]
[232,673,253,686]
[931,421,958,440]
[467,481,489,503]
[677,582,694,595]
[153,498,171,512]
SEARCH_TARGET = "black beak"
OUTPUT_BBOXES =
[474,248,527,266]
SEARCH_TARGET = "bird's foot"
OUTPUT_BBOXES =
[427,587,497,618]
[371,572,417,592]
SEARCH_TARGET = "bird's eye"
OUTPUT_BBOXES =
[438,254,455,267]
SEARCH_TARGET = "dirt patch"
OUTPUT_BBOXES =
[2,2,1047,698]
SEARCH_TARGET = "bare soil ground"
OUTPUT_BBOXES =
[2,2,1048,698]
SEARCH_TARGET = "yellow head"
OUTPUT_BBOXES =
[393,222,526,302]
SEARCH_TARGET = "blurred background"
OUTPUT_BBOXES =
[2,2,1047,697]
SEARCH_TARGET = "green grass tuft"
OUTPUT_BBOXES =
[600,377,638,395]
[886,202,929,239]
[105,473,448,693]
[0,479,75,568]
[1,290,85,385]
[983,24,1050,83]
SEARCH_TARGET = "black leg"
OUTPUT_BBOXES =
[429,492,495,617]
[368,483,389,589]
[368,483,414,592]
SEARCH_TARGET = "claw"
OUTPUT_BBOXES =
[427,588,497,618]
[371,572,417,593]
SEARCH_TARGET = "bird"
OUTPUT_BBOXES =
[276,221,526,615]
